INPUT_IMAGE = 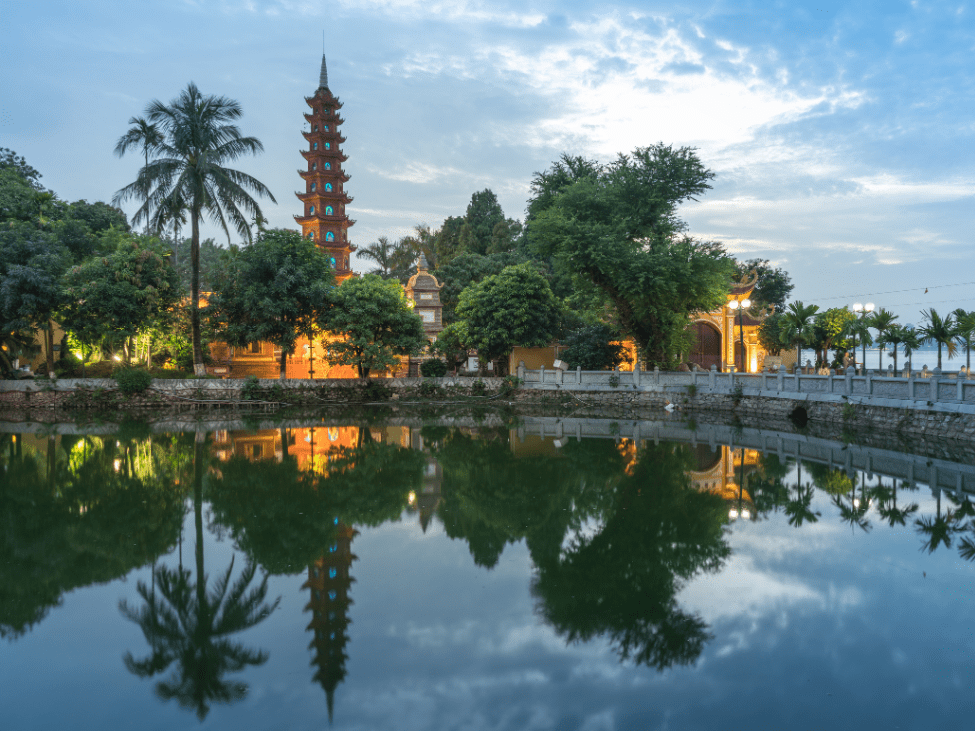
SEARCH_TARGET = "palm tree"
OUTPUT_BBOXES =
[848,317,873,373]
[902,325,922,372]
[869,308,898,370]
[781,301,819,371]
[358,236,398,279]
[113,83,276,376]
[952,308,975,372]
[883,324,908,372]
[918,308,957,370]
[114,117,164,234]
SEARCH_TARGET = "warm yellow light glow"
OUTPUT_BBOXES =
[865,303,875,312]
[742,509,752,519]
[113,355,122,362]
[408,490,417,505]
[741,298,751,308]
[728,300,740,310]
[113,459,121,472]
[729,508,739,519]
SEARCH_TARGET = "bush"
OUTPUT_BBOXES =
[113,367,153,395]
[560,324,629,370]
[420,358,448,377]
[240,375,262,401]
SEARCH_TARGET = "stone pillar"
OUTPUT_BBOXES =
[845,368,853,396]
[576,366,582,385]
[517,361,525,380]
[931,368,941,402]
[634,363,641,387]
[778,368,786,392]
[709,365,716,389]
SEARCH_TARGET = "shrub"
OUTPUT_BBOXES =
[240,375,261,401]
[472,379,487,395]
[560,324,629,370]
[500,374,522,396]
[113,367,153,395]
[420,358,448,377]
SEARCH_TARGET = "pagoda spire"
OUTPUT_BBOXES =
[319,54,329,91]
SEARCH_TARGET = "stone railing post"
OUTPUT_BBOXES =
[845,368,853,396]
[709,365,716,389]
[634,363,641,387]
[540,365,546,385]
[576,366,582,385]
[958,375,965,402]
[556,365,564,386]
[908,370,916,400]
[795,368,801,392]
[517,361,525,380]
[654,366,660,385]
[865,370,872,397]
[778,368,785,392]
[931,367,941,402]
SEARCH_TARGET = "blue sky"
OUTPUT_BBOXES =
[3,0,974,321]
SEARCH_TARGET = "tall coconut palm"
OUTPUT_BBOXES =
[113,83,276,375]
[868,308,898,370]
[918,308,957,370]
[848,317,873,372]
[114,117,164,234]
[781,301,819,371]
[952,308,975,372]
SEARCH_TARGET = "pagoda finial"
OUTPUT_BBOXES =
[417,253,429,272]
[319,54,329,91]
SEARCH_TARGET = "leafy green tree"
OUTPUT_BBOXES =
[433,251,527,325]
[208,229,333,379]
[456,263,560,373]
[780,301,820,369]
[169,236,223,293]
[919,308,957,370]
[559,323,628,370]
[952,308,975,372]
[734,258,793,311]
[457,189,508,256]
[429,320,470,371]
[60,234,180,364]
[433,215,465,266]
[757,311,788,356]
[0,148,43,189]
[0,167,44,222]
[0,221,70,374]
[325,274,426,377]
[809,307,855,367]
[113,83,276,376]
[527,146,735,367]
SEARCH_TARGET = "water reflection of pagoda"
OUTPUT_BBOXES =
[304,521,358,723]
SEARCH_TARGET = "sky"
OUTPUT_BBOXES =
[3,0,974,322]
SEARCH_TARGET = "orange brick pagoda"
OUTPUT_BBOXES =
[296,55,356,281]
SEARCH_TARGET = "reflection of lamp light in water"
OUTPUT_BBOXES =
[408,491,417,505]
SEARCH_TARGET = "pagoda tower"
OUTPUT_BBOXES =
[296,55,355,281]
[303,521,358,722]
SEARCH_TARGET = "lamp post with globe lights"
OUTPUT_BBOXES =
[727,297,752,373]
[852,302,875,373]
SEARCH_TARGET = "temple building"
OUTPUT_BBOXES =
[295,55,355,281]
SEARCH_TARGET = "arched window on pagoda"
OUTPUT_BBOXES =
[325,142,331,150]
[329,256,336,267]
[308,231,315,240]
[325,206,333,215]
[314,125,318,132]
[311,182,316,191]
[325,183,332,191]
[324,125,329,131]
[324,162,331,170]
[309,205,315,215]
[326,231,335,241]
[312,162,317,170]
[313,142,318,150]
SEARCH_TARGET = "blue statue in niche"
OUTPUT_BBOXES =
[325,206,333,215]
[326,232,334,241]
[329,257,336,267]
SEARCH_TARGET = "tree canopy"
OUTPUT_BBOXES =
[527,146,735,367]
[208,228,333,379]
[455,262,560,371]
[324,274,426,377]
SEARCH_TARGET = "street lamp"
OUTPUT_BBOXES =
[851,302,875,373]
[727,297,752,373]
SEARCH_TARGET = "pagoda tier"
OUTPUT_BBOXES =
[297,55,355,281]
[298,169,351,183]
[295,190,353,205]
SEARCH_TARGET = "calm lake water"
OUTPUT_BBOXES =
[2,417,974,730]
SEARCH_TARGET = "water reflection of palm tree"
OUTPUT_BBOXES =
[785,453,820,527]
[832,474,871,533]
[872,477,919,528]
[914,487,957,554]
[120,437,279,720]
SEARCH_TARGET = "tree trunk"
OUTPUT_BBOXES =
[193,436,206,629]
[279,348,288,380]
[191,210,205,376]
[46,322,55,376]
[147,338,152,370]
[127,336,134,365]
[280,427,289,459]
